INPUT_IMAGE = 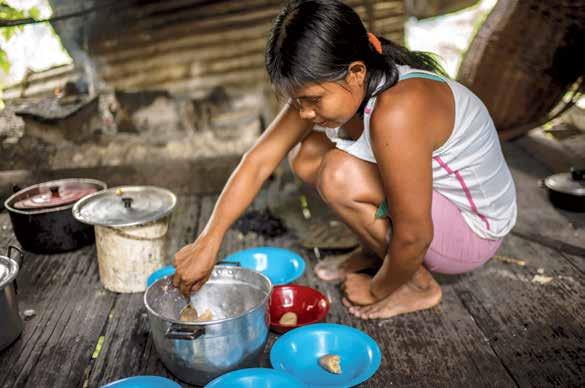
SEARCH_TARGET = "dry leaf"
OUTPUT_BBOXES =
[494,255,526,267]
[532,274,553,285]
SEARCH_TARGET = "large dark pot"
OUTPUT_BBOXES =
[544,167,585,212]
[4,179,107,254]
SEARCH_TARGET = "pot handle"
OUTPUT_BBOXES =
[7,246,23,294]
[165,324,205,340]
[8,245,24,268]
[570,166,585,181]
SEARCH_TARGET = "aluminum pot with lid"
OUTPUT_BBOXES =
[73,186,177,293]
[4,179,107,253]
[0,246,25,351]
[144,266,272,386]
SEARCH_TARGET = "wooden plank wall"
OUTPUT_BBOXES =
[4,0,405,99]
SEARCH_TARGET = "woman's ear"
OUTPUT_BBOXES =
[346,61,366,86]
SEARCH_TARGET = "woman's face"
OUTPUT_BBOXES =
[291,62,367,127]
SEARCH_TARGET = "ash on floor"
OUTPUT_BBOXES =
[234,207,287,238]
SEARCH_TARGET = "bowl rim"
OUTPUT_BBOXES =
[269,284,330,329]
[143,265,273,326]
[269,323,382,387]
[223,246,307,285]
[206,368,305,388]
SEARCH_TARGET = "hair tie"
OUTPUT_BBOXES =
[367,32,383,55]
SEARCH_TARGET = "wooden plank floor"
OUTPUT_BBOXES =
[0,139,584,387]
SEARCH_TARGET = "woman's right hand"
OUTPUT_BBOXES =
[172,235,221,297]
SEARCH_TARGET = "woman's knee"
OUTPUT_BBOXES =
[288,132,333,185]
[317,150,385,206]
[316,150,356,204]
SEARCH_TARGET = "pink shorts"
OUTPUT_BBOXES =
[423,191,502,275]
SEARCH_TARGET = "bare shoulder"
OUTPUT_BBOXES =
[369,79,435,137]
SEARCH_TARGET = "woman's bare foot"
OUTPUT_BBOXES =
[342,266,442,319]
[314,247,380,282]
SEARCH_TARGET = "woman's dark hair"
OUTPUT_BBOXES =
[265,0,447,113]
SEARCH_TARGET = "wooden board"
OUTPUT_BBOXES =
[452,234,585,387]
[0,213,116,388]
[165,194,202,262]
[502,141,585,250]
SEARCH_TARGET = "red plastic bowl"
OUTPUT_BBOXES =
[269,285,330,333]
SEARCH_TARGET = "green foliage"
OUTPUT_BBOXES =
[0,2,41,74]
[0,2,28,19]
[28,6,41,20]
[0,48,8,73]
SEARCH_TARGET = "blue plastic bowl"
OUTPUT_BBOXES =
[270,323,382,388]
[101,375,181,388]
[223,246,306,285]
[206,368,305,388]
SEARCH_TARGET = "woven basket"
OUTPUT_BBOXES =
[457,0,585,139]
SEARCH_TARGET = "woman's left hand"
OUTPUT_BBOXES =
[343,273,378,305]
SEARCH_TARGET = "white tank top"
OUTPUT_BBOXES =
[315,65,517,240]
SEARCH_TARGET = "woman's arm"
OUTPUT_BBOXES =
[368,87,435,300]
[202,102,313,239]
[173,101,313,294]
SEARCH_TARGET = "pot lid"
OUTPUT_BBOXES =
[73,186,177,227]
[13,183,98,210]
[5,179,107,215]
[0,256,18,289]
[544,171,585,196]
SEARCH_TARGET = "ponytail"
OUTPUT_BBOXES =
[378,36,448,78]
